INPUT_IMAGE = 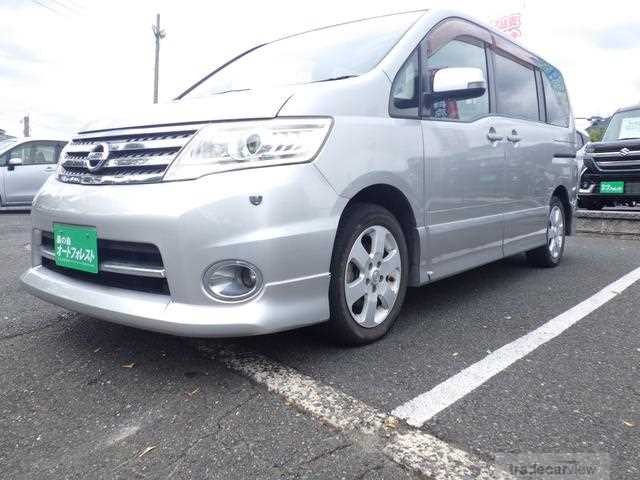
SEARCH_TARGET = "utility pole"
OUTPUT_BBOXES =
[21,115,30,137]
[152,13,166,104]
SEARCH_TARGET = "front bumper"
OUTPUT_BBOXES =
[21,265,329,337]
[579,171,640,201]
[21,164,346,337]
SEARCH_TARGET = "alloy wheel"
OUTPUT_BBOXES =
[547,205,565,259]
[344,225,402,328]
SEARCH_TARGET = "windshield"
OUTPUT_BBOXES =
[0,139,17,154]
[182,11,423,99]
[603,108,640,141]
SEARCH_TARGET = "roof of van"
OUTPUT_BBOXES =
[295,9,538,56]
[431,10,554,65]
[616,104,640,114]
[370,9,562,79]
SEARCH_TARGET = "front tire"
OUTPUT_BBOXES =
[326,203,409,345]
[526,196,566,268]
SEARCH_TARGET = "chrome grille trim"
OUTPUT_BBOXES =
[40,244,166,278]
[63,153,176,169]
[596,159,640,167]
[590,144,640,171]
[58,124,207,185]
[592,150,640,158]
[64,137,192,153]
[58,169,166,185]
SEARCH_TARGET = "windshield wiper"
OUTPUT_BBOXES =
[312,75,359,84]
[617,137,640,141]
[212,88,252,95]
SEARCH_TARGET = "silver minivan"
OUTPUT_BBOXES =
[21,10,578,344]
[0,138,67,209]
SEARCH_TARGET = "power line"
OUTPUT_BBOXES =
[48,0,82,14]
[59,0,82,8]
[29,0,63,15]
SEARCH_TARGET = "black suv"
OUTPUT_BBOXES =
[579,105,640,210]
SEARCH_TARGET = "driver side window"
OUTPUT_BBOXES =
[9,143,57,165]
[422,39,489,121]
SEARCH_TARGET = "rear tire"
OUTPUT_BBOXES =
[326,203,409,345]
[526,196,566,268]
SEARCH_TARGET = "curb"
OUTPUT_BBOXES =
[576,209,640,239]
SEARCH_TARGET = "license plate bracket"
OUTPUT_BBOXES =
[53,224,99,274]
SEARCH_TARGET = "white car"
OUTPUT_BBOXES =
[0,138,67,209]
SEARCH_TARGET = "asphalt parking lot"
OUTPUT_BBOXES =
[1,212,639,479]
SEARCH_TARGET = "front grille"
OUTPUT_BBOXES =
[58,124,205,185]
[591,142,640,172]
[40,232,169,296]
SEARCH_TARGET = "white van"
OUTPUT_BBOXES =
[22,10,578,344]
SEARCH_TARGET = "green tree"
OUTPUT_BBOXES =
[588,127,605,142]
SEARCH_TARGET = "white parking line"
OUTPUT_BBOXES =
[193,342,512,480]
[392,266,640,427]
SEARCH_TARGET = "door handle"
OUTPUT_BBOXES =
[486,128,503,143]
[507,130,521,143]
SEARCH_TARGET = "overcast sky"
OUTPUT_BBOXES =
[1,0,639,137]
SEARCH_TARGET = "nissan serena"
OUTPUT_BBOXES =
[21,10,578,344]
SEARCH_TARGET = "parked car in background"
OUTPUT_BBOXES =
[575,129,590,175]
[576,129,589,150]
[21,10,577,345]
[579,105,640,210]
[0,138,67,209]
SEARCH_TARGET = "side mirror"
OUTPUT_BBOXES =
[427,67,486,102]
[7,157,23,170]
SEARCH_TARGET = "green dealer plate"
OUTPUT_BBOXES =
[53,224,99,274]
[600,181,624,194]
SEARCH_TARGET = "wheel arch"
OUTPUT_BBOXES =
[552,185,573,235]
[337,183,421,286]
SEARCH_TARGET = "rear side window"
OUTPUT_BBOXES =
[494,53,539,121]
[541,69,570,127]
[423,39,489,121]
[390,50,420,117]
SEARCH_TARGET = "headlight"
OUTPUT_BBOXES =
[163,117,332,181]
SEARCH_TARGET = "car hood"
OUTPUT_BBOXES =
[588,138,640,149]
[79,88,294,133]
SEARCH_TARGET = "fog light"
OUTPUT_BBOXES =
[241,268,258,288]
[203,260,263,302]
[581,181,590,189]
